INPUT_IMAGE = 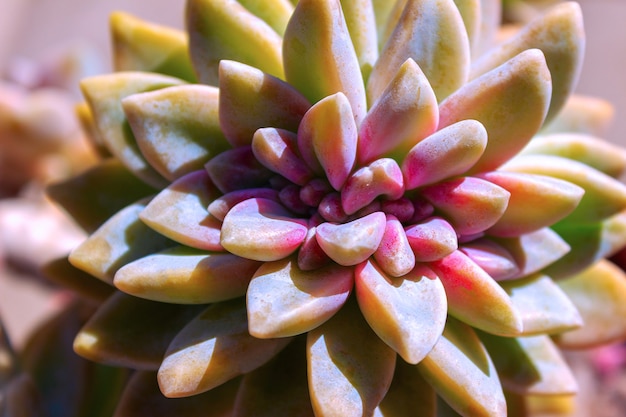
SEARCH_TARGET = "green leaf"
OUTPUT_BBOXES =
[376,360,437,417]
[339,0,379,81]
[41,256,115,304]
[237,0,295,35]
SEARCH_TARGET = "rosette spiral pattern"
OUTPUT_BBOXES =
[47,0,626,416]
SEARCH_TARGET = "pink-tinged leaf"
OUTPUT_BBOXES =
[480,334,578,396]
[315,212,386,266]
[439,49,552,173]
[358,59,438,164]
[368,0,470,103]
[252,128,313,185]
[207,188,279,221]
[123,85,230,182]
[339,0,378,81]
[477,171,584,237]
[69,201,175,284]
[430,250,523,336]
[158,300,291,397]
[501,274,582,336]
[541,94,615,137]
[307,299,396,417]
[318,192,348,223]
[279,184,310,214]
[355,260,446,364]
[521,133,626,179]
[471,2,585,124]
[247,257,353,338]
[186,0,284,86]
[374,215,416,277]
[283,0,367,125]
[299,179,333,207]
[421,176,510,236]
[204,146,274,193]
[140,170,222,251]
[114,246,261,304]
[417,318,507,417]
[556,260,626,349]
[80,72,185,188]
[341,158,404,215]
[221,198,308,261]
[402,120,487,190]
[494,227,571,279]
[298,227,332,271]
[297,93,357,190]
[219,61,310,147]
[460,238,519,281]
[404,217,458,263]
[381,198,415,223]
[503,154,626,224]
[376,360,437,416]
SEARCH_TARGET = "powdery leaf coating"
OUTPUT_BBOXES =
[140,170,223,251]
[453,0,481,53]
[430,250,523,336]
[110,12,197,82]
[207,188,279,221]
[402,119,487,189]
[283,0,367,125]
[114,246,261,304]
[307,300,396,417]
[221,198,308,261]
[556,260,626,349]
[368,0,470,103]
[80,72,186,188]
[204,146,274,194]
[355,260,447,364]
[186,0,284,86]
[404,216,458,263]
[421,176,510,236]
[501,273,582,336]
[219,60,310,147]
[246,257,353,338]
[358,58,438,164]
[459,238,519,281]
[252,128,313,186]
[315,211,386,266]
[297,93,357,191]
[373,214,416,277]
[417,318,506,417]
[439,49,552,173]
[478,171,584,237]
[123,85,230,181]
[341,158,404,215]
[158,300,291,398]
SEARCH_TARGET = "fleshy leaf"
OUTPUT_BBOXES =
[376,360,437,417]
[221,198,308,261]
[114,246,261,304]
[110,12,197,82]
[207,188,279,221]
[430,250,523,336]
[373,214,416,277]
[541,94,614,137]
[477,171,584,237]
[521,133,626,178]
[122,85,230,181]
[140,170,223,251]
[158,300,291,397]
[355,260,446,364]
[479,334,578,396]
[298,226,332,271]
[501,274,582,335]
[297,93,357,190]
[417,318,506,417]
[402,120,487,189]
[358,59,438,164]
[339,0,378,81]
[114,371,240,417]
[472,0,501,56]
[252,128,313,185]
[247,257,353,338]
[204,146,274,194]
[459,239,519,281]
[421,177,510,236]
[237,0,295,35]
[404,217,458,263]
[46,159,156,233]
[439,49,552,173]
[80,72,186,188]
[368,0,470,103]
[283,0,367,125]
[453,0,480,54]
[42,257,115,304]
[503,154,626,224]
[74,292,204,370]
[315,212,386,266]
[307,299,396,417]
[341,158,403,215]
[219,60,310,147]
[186,0,284,86]
[471,2,585,124]
[555,260,626,349]
[69,201,175,284]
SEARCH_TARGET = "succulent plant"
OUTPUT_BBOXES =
[46,0,626,416]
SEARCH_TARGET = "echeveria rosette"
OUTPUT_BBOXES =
[44,0,626,416]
